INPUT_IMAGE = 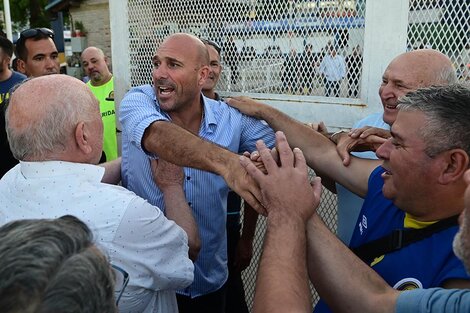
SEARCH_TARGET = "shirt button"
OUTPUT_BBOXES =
[186,176,191,180]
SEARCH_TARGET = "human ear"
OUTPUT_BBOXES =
[75,121,93,154]
[438,149,469,184]
[16,59,27,75]
[198,66,210,85]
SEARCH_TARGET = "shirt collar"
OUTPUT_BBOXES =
[200,94,218,130]
[20,161,105,182]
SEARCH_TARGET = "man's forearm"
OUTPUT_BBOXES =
[162,185,201,262]
[253,212,311,313]
[250,105,377,197]
[306,214,397,313]
[100,157,122,184]
[256,105,334,156]
[143,121,234,175]
[143,120,266,214]
[252,105,345,180]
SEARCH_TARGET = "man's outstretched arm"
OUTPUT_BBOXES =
[227,97,378,197]
[143,120,266,214]
[306,214,398,313]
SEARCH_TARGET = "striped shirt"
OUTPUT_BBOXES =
[120,85,275,297]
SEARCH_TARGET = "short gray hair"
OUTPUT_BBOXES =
[0,215,117,313]
[5,80,97,160]
[397,83,470,158]
[436,64,458,85]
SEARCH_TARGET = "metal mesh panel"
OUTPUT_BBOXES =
[407,0,470,81]
[127,0,366,98]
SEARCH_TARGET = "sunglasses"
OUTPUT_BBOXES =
[201,38,221,54]
[19,28,55,40]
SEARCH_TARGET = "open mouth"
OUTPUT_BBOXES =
[381,167,392,178]
[158,86,175,95]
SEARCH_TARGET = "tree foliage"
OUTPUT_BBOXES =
[1,0,50,30]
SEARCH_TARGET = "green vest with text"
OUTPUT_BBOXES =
[86,77,118,161]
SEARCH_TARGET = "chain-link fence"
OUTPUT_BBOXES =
[121,0,469,311]
[127,0,366,97]
[407,0,469,81]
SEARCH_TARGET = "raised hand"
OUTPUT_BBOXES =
[225,96,266,119]
[240,131,322,222]
[335,126,390,166]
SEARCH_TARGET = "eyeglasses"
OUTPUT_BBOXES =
[111,264,130,305]
[201,38,221,55]
[19,28,54,40]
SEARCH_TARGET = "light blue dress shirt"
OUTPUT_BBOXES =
[396,288,470,312]
[120,85,275,297]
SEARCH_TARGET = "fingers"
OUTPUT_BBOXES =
[249,151,261,161]
[349,126,371,138]
[270,147,280,165]
[360,128,391,140]
[256,139,279,174]
[311,176,323,207]
[273,131,293,168]
[365,134,388,145]
[342,153,352,166]
[337,144,351,166]
[240,155,265,183]
[293,147,307,172]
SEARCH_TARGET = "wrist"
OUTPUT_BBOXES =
[329,129,349,144]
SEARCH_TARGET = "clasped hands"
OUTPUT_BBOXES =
[239,131,322,222]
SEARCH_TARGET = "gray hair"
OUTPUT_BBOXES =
[435,64,458,85]
[397,83,470,158]
[5,80,97,160]
[0,215,116,313]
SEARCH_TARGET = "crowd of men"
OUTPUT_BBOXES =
[1,26,470,313]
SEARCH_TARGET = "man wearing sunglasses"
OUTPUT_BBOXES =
[15,27,60,78]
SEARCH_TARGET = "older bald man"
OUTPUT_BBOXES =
[0,74,198,313]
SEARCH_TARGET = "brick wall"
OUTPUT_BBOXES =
[70,0,112,68]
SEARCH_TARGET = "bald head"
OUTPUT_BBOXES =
[379,49,456,125]
[81,46,112,86]
[6,75,103,162]
[161,33,210,67]
[82,46,105,59]
[390,49,456,86]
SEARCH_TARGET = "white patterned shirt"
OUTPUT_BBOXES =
[0,161,194,313]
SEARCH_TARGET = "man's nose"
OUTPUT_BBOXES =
[380,83,395,100]
[45,57,57,69]
[375,138,393,160]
